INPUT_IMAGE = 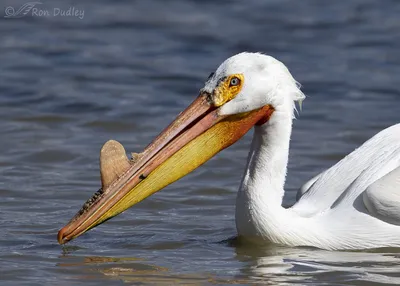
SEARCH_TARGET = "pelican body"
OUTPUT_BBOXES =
[58,53,400,250]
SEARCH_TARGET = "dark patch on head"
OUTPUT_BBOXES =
[211,76,227,99]
[199,88,213,104]
[216,76,227,87]
[207,72,215,81]
[206,92,213,104]
[71,188,105,221]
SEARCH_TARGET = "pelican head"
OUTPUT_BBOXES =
[206,52,304,118]
[58,52,305,244]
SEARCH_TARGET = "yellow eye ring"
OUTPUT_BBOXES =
[212,74,244,107]
[229,77,240,87]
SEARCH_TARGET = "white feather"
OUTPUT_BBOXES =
[205,52,400,250]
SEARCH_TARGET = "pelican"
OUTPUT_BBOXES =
[58,52,400,250]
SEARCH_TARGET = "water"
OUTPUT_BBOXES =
[1,0,399,285]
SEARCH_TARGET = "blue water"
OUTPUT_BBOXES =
[0,0,399,285]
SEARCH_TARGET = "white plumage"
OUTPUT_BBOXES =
[206,52,400,250]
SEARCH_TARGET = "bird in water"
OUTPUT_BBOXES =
[58,52,400,250]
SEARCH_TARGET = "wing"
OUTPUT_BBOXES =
[292,123,400,217]
[296,171,324,201]
[363,166,400,225]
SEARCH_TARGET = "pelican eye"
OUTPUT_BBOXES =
[212,74,243,106]
[229,77,240,87]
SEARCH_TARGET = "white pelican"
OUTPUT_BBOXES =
[58,52,400,250]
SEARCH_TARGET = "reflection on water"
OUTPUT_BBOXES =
[235,245,400,285]
[1,0,399,285]
[56,244,400,285]
[58,253,246,285]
